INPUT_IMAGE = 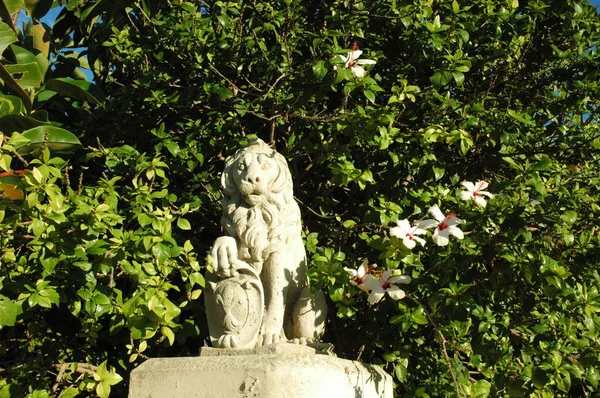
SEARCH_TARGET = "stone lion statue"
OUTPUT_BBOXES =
[206,139,327,348]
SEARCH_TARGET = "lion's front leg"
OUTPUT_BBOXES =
[257,252,293,346]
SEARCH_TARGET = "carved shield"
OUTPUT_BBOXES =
[205,264,264,350]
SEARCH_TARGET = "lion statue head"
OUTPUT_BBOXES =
[221,139,301,264]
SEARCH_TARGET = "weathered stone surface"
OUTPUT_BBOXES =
[129,345,393,398]
[206,139,327,349]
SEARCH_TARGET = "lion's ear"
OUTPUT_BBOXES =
[222,161,238,195]
[270,153,293,194]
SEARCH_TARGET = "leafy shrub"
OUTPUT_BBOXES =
[1,0,599,396]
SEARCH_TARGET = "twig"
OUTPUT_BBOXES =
[11,149,29,167]
[241,75,265,93]
[39,129,50,160]
[208,63,248,95]
[265,72,288,97]
[125,9,140,32]
[77,171,83,195]
[247,111,281,121]
[109,267,114,289]
[252,31,270,63]
[289,112,349,123]
[269,121,276,145]
[294,196,336,219]
[356,345,365,361]
[407,295,464,398]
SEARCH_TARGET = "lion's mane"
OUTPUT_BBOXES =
[221,141,301,264]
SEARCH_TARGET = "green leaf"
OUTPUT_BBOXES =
[16,126,82,154]
[177,217,191,230]
[3,0,24,15]
[452,71,464,85]
[96,381,110,398]
[394,358,409,383]
[0,114,47,132]
[0,61,32,112]
[452,0,459,13]
[24,0,52,19]
[30,23,50,57]
[556,371,571,392]
[189,272,205,287]
[152,243,170,264]
[312,60,327,79]
[38,288,59,307]
[0,94,23,115]
[103,370,123,386]
[342,220,356,228]
[161,326,175,345]
[411,310,428,325]
[364,90,375,103]
[530,157,551,171]
[3,62,42,89]
[430,71,452,87]
[58,387,79,398]
[560,210,577,224]
[214,87,233,100]
[43,77,105,104]
[507,109,535,125]
[0,22,17,55]
[471,380,491,398]
[0,298,21,326]
[432,165,445,180]
[502,156,523,172]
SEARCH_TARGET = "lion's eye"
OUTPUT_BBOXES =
[238,163,245,171]
[262,162,271,170]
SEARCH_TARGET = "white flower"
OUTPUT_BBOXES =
[389,219,427,249]
[418,204,465,246]
[460,180,494,208]
[344,260,377,293]
[367,270,411,304]
[337,50,376,78]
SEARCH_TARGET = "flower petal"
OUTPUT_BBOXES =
[389,275,411,285]
[412,226,427,236]
[381,270,393,281]
[479,191,494,198]
[447,215,465,226]
[473,196,487,208]
[460,181,475,192]
[349,50,362,61]
[368,290,385,304]
[460,191,473,201]
[386,286,406,301]
[447,225,464,239]
[417,219,439,229]
[351,65,366,78]
[356,59,377,65]
[428,204,445,222]
[475,180,489,191]
[432,229,449,246]
[397,219,411,231]
[357,259,370,277]
[344,267,358,277]
[413,236,426,246]
[403,237,416,249]
[361,274,380,290]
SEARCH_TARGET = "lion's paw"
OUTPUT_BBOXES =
[256,332,286,346]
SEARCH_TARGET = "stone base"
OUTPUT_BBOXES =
[129,344,393,398]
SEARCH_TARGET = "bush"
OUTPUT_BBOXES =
[1,0,599,396]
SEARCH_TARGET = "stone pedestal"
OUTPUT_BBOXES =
[128,344,393,398]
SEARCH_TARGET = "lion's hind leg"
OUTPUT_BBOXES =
[290,287,327,344]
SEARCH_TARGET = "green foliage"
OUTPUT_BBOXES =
[1,0,599,396]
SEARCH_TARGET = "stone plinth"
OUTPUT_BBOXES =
[128,344,393,398]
